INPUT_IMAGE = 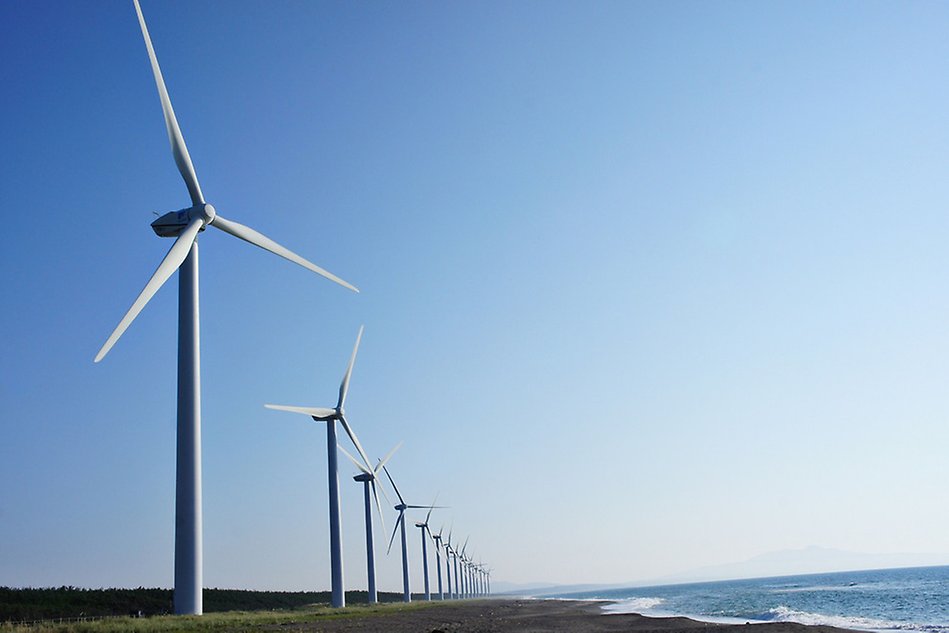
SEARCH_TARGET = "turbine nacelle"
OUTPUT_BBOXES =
[151,203,216,237]
[310,408,341,422]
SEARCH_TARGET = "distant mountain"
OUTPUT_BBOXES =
[651,546,949,585]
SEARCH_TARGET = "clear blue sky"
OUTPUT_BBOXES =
[3,0,949,593]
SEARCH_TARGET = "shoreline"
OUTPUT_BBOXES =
[301,598,864,633]
[0,598,869,632]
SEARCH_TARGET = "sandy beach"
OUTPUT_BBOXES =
[268,598,859,633]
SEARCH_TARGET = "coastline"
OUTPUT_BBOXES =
[0,598,869,632]
[255,598,865,633]
[297,598,863,632]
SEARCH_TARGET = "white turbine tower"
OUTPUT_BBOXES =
[338,442,401,604]
[453,536,467,599]
[265,326,373,608]
[384,467,443,602]
[414,497,440,601]
[430,526,445,600]
[459,537,470,598]
[95,0,357,616]
[443,527,455,599]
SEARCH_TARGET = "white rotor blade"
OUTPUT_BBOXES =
[264,404,337,418]
[387,511,404,555]
[424,493,439,525]
[133,0,204,206]
[337,414,373,473]
[210,215,358,293]
[337,444,371,475]
[383,465,405,506]
[370,480,387,535]
[375,469,393,507]
[373,441,403,476]
[337,325,364,408]
[95,216,203,362]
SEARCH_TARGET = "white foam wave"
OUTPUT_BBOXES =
[767,606,949,632]
[602,597,666,614]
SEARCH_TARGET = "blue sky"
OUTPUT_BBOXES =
[4,0,949,593]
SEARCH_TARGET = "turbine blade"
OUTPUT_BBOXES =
[371,480,387,535]
[424,493,439,525]
[264,404,337,418]
[338,414,372,472]
[461,536,469,556]
[95,216,203,362]
[337,325,363,408]
[383,465,405,506]
[132,0,204,206]
[210,215,358,292]
[373,441,403,476]
[337,444,371,475]
[375,470,393,507]
[387,511,403,555]
[405,504,446,509]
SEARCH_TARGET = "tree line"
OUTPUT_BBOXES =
[0,587,418,622]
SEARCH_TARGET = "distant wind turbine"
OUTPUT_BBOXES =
[338,442,401,604]
[459,537,470,598]
[444,526,455,599]
[383,466,444,602]
[265,326,373,608]
[453,536,467,599]
[431,526,445,600]
[95,0,357,616]
[414,497,441,601]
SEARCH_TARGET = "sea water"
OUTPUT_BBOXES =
[551,566,949,632]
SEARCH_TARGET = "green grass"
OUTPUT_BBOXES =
[0,588,429,622]
[0,601,444,633]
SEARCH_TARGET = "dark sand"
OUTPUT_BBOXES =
[274,599,859,633]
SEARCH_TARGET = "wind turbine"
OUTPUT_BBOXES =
[265,326,373,608]
[95,0,357,616]
[338,442,401,604]
[383,467,443,602]
[414,497,440,601]
[443,526,455,599]
[430,526,445,600]
[453,536,467,599]
[459,537,470,598]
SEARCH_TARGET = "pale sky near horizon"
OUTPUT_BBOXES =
[4,0,949,593]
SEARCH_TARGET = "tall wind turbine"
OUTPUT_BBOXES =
[95,0,357,616]
[444,527,455,599]
[265,327,373,608]
[451,536,464,600]
[338,442,401,604]
[384,467,443,602]
[431,526,445,600]
[414,497,440,601]
[459,537,470,598]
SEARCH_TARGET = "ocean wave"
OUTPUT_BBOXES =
[771,584,864,594]
[766,606,949,632]
[602,597,666,614]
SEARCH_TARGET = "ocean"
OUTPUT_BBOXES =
[551,566,949,632]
